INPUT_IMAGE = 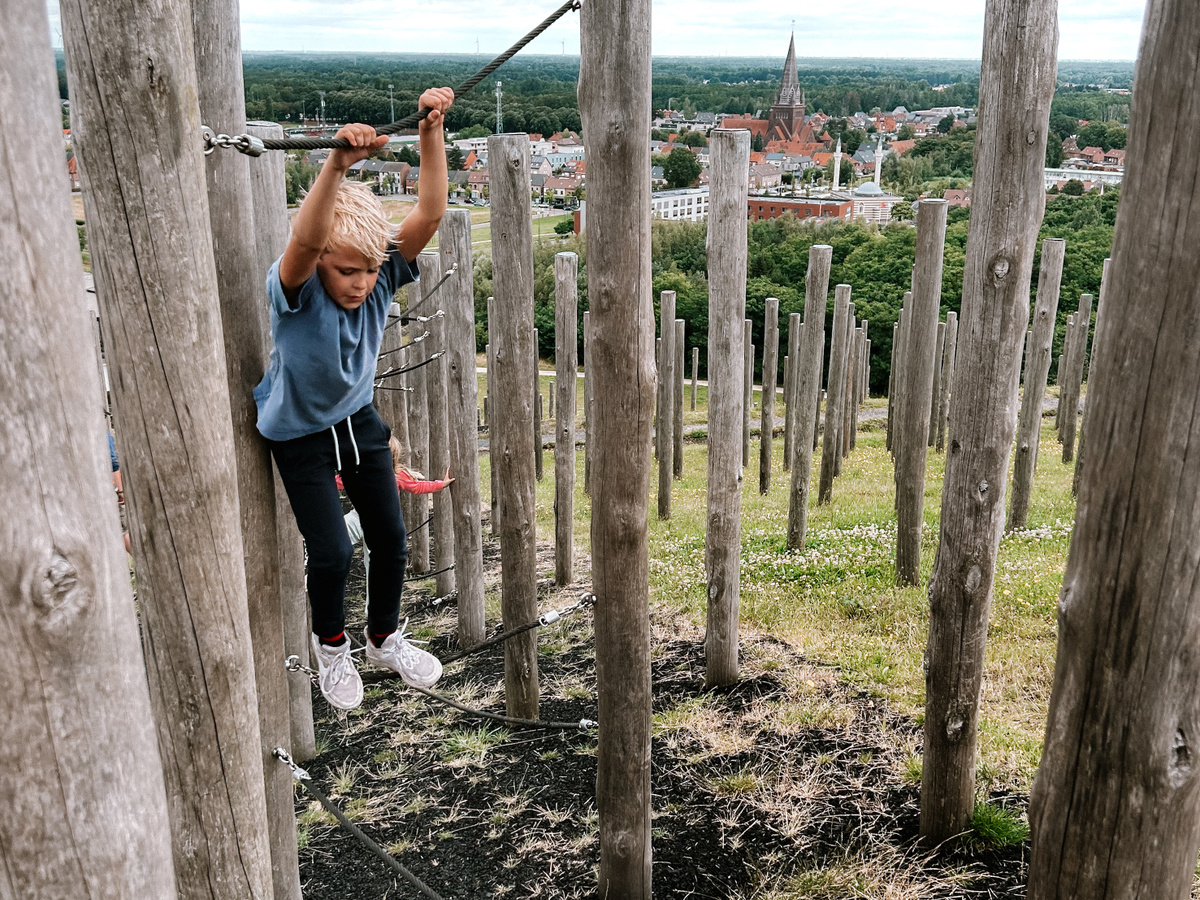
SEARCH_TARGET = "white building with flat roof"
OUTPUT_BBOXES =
[651,187,710,222]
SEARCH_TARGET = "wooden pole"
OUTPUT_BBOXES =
[1009,238,1066,527]
[674,319,685,478]
[782,348,794,471]
[438,210,486,649]
[407,271,434,574]
[579,0,654,889]
[819,285,852,504]
[423,257,456,599]
[787,245,833,549]
[892,292,913,468]
[928,321,946,447]
[691,346,699,411]
[921,0,1056,843]
[1072,258,1110,497]
[936,310,958,454]
[851,321,866,450]
[583,309,593,495]
[1028,3,1200,889]
[534,327,544,481]
[488,133,539,719]
[894,204,948,584]
[759,297,780,493]
[1060,294,1091,462]
[654,336,662,457]
[61,0,276,892]
[487,323,498,535]
[245,121,316,762]
[190,4,301,893]
[706,129,751,688]
[1,7,177,891]
[549,380,555,420]
[887,321,898,453]
[1056,315,1075,439]
[742,321,753,468]
[554,252,578,586]
[657,291,676,519]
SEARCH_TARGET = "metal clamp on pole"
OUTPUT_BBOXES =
[273,748,311,781]
[201,126,266,157]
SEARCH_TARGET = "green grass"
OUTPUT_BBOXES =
[967,800,1030,850]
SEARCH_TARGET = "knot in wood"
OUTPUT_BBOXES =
[976,478,989,500]
[1171,728,1193,788]
[965,565,982,595]
[990,256,1010,284]
[945,711,966,741]
[27,546,93,631]
[1026,130,1037,145]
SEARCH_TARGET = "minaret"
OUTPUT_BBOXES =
[874,133,884,185]
[832,136,842,191]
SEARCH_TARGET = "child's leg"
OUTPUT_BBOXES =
[340,406,407,644]
[270,431,354,642]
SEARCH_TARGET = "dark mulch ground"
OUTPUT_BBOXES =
[296,536,1030,899]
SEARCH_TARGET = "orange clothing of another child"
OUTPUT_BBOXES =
[335,470,450,495]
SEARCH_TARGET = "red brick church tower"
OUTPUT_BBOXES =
[767,34,806,142]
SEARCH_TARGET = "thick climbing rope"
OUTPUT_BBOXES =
[204,0,582,156]
[273,749,445,900]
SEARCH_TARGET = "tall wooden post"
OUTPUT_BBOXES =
[759,297,780,493]
[936,310,958,454]
[423,257,456,599]
[674,319,685,478]
[1028,3,1200,891]
[892,292,914,467]
[1072,258,1110,496]
[928,321,946,447]
[706,129,751,688]
[887,320,898,453]
[61,0,276,893]
[246,120,316,762]
[850,322,865,450]
[407,268,435,574]
[1,7,177,892]
[1056,314,1075,438]
[742,320,753,468]
[921,0,1056,844]
[1060,293,1091,462]
[487,320,498,534]
[838,302,856,468]
[583,309,593,494]
[488,133,539,719]
[657,291,676,519]
[554,252,578,585]
[580,0,654,890]
[787,246,833,549]
[439,210,486,649]
[782,346,795,472]
[894,203,948,586]
[819,285,852,503]
[1008,239,1064,529]
[691,347,699,411]
[190,3,300,893]
[534,327,544,481]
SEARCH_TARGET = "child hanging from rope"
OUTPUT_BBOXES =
[254,89,454,710]
[341,435,454,582]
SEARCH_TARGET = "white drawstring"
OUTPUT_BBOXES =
[329,416,360,471]
[330,425,342,471]
[347,416,361,467]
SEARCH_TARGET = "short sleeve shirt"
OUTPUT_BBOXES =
[253,250,417,441]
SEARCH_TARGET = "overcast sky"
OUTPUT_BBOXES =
[47,1,1146,60]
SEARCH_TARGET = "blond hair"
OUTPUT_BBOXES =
[388,435,424,480]
[327,181,394,267]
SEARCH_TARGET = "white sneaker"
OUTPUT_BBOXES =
[310,634,363,710]
[364,621,443,688]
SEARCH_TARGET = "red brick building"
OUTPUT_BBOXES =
[748,197,851,223]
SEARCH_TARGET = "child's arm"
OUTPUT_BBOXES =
[394,87,455,262]
[278,123,387,301]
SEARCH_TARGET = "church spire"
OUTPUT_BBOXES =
[776,33,801,105]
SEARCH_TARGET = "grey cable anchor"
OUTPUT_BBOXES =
[201,126,265,157]
[379,312,444,359]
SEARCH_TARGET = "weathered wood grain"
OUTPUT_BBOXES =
[937,311,959,454]
[554,252,578,585]
[422,255,456,599]
[674,319,685,478]
[759,298,780,493]
[819,285,853,504]
[657,291,675,519]
[1060,294,1091,462]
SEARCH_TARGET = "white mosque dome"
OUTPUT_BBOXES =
[855,181,884,196]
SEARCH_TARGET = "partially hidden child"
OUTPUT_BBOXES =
[253,87,455,711]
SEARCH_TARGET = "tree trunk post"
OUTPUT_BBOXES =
[657,291,676,519]
[1,9,177,892]
[245,120,316,763]
[554,252,578,586]
[839,303,855,467]
[787,245,833,549]
[705,129,751,689]
[1009,237,1065,528]
[654,337,662,458]
[549,380,555,420]
[928,321,946,447]
[887,320,898,453]
[534,327,544,481]
[583,309,593,495]
[1060,294,1091,463]
[1072,258,1110,497]
[895,201,948,586]
[674,319,685,478]
[61,0,278,892]
[1028,4,1200,890]
[488,133,540,720]
[819,285,853,504]
[691,347,699,411]
[892,292,913,470]
[759,298,780,493]
[439,210,486,649]
[487,323,499,535]
[936,310,958,454]
[579,3,655,890]
[407,270,434,574]
[742,321,753,468]
[921,0,1056,844]
[851,321,866,450]
[1056,315,1075,440]
[423,255,456,599]
[782,347,794,472]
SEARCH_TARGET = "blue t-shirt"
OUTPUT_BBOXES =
[254,250,417,441]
